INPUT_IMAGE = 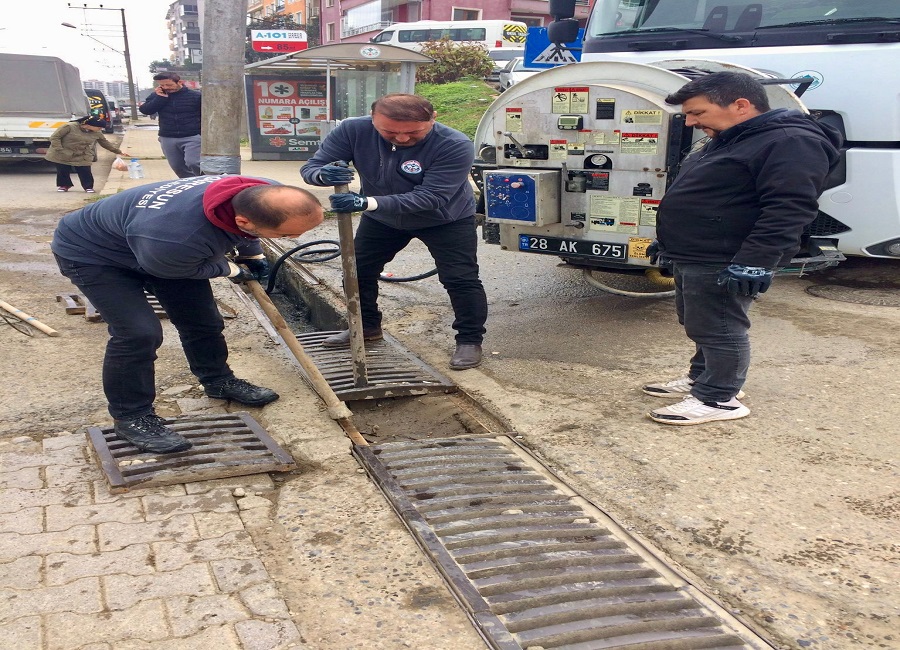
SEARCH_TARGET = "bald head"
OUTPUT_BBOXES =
[232,185,324,238]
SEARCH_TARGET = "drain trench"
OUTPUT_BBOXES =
[354,437,772,650]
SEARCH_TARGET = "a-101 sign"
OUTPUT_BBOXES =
[251,30,308,54]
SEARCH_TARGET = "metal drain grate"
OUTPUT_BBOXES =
[293,331,457,400]
[87,412,295,493]
[354,437,770,650]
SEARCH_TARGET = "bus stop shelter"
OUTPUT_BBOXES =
[244,43,433,160]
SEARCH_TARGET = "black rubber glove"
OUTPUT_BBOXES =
[235,257,270,284]
[329,192,369,213]
[317,161,355,185]
[227,266,256,284]
[717,264,774,297]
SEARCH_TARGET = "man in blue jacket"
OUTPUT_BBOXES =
[300,94,488,370]
[139,72,201,178]
[52,176,324,453]
[643,72,841,425]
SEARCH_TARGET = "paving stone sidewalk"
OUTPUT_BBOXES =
[0,425,306,650]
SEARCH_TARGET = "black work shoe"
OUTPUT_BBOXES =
[321,327,383,348]
[449,344,483,370]
[113,413,192,454]
[204,378,279,406]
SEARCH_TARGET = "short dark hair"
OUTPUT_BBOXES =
[665,71,771,112]
[153,72,181,83]
[371,94,434,122]
[231,185,321,228]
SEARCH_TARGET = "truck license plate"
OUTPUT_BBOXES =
[518,235,628,261]
[0,147,13,153]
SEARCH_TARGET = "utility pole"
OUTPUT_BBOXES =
[199,0,250,174]
[66,4,139,122]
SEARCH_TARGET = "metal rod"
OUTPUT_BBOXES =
[334,182,370,388]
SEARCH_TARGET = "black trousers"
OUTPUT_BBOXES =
[55,163,94,190]
[55,255,234,419]
[354,215,488,345]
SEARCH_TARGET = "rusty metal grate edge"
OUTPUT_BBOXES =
[87,411,296,493]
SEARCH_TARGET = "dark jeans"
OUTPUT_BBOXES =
[354,215,488,345]
[55,163,94,190]
[674,262,754,402]
[55,256,233,419]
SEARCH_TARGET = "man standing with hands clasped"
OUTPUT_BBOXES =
[139,72,202,178]
[643,72,841,425]
[300,93,488,370]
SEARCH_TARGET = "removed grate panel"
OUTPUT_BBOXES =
[294,330,456,400]
[355,436,770,650]
[87,412,295,493]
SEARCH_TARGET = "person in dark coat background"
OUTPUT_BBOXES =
[642,72,842,425]
[139,72,202,177]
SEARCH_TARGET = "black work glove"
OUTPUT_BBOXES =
[329,192,370,213]
[234,256,270,284]
[717,264,774,297]
[227,266,256,284]
[646,240,661,265]
[317,160,355,185]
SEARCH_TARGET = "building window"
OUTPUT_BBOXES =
[513,15,543,27]
[325,0,334,7]
[452,8,481,20]
[327,22,335,41]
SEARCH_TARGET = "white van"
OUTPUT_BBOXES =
[370,20,528,53]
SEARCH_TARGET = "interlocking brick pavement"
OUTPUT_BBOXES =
[0,430,302,649]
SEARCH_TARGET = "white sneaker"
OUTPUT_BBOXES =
[643,375,745,399]
[648,395,750,425]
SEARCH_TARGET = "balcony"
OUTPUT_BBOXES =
[342,20,392,38]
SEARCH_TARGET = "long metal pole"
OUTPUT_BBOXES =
[118,9,139,121]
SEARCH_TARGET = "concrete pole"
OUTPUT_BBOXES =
[118,9,139,122]
[199,0,249,175]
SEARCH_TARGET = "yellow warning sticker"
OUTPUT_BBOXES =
[629,237,654,258]
[505,107,523,132]
[503,23,527,43]
[622,109,663,125]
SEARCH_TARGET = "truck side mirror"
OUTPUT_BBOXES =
[548,19,580,45]
[549,0,577,20]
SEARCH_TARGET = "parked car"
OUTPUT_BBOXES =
[498,57,541,91]
[485,48,524,83]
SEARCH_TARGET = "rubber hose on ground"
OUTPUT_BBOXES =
[582,268,676,298]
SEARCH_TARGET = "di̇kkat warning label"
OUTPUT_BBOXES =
[622,109,663,125]
[620,132,659,154]
[550,140,568,160]
[552,87,590,114]
[589,196,640,234]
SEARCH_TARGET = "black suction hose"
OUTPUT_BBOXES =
[264,240,439,293]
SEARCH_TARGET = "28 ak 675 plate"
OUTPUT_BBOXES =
[518,235,628,261]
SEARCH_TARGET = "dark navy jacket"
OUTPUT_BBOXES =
[139,87,202,138]
[300,116,475,230]
[51,176,262,279]
[657,109,842,268]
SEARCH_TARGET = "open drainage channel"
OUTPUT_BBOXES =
[251,244,772,649]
